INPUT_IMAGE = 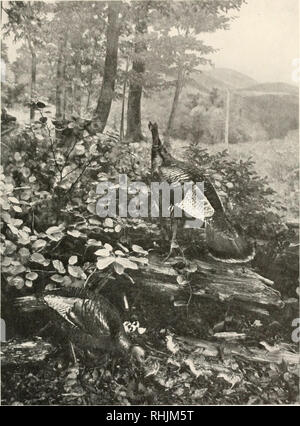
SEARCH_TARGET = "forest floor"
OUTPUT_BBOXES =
[2,265,299,406]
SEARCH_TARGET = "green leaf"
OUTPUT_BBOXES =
[68,256,78,265]
[30,252,49,266]
[36,101,46,109]
[14,152,22,162]
[132,244,147,255]
[129,256,148,264]
[86,239,102,247]
[7,223,19,235]
[52,260,66,274]
[0,198,10,210]
[115,257,138,270]
[114,224,122,233]
[67,230,81,238]
[32,239,47,250]
[18,247,30,261]
[8,196,19,204]
[51,274,65,283]
[176,275,187,285]
[94,248,110,257]
[96,257,115,270]
[2,257,12,267]
[2,212,11,223]
[46,226,63,235]
[26,272,38,281]
[103,218,114,228]
[87,204,96,214]
[12,219,23,227]
[62,276,73,287]
[114,262,124,275]
[11,276,24,290]
[47,231,64,242]
[68,265,86,279]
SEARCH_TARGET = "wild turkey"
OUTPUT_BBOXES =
[148,121,255,263]
[43,292,145,364]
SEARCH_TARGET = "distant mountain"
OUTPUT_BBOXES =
[239,82,299,96]
[143,67,299,142]
[204,68,258,89]
[187,67,258,92]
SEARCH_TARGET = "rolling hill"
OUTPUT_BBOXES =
[142,67,299,142]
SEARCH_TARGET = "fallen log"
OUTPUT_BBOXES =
[129,256,283,314]
[13,256,283,317]
[1,338,54,367]
[177,335,300,366]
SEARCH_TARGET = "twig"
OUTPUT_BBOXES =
[67,157,94,194]
[39,110,61,176]
[84,267,97,288]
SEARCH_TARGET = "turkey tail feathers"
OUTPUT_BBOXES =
[206,211,255,264]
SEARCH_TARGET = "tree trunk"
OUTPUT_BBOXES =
[94,2,120,132]
[62,47,68,120]
[55,37,67,121]
[166,65,184,138]
[120,58,129,141]
[29,48,37,121]
[126,19,147,141]
[85,37,98,112]
[62,85,67,120]
[73,53,82,116]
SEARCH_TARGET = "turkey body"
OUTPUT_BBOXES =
[43,294,139,358]
[149,121,255,263]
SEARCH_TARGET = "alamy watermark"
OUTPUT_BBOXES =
[291,318,300,343]
[1,318,6,342]
[95,175,207,229]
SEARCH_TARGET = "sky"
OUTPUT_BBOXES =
[2,0,299,84]
[203,0,299,83]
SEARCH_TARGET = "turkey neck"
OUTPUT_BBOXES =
[150,129,173,170]
[116,328,132,354]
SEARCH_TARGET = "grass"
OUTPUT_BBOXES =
[171,130,299,221]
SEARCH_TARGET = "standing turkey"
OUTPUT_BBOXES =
[148,121,255,263]
[43,292,145,365]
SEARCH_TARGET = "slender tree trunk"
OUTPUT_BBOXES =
[62,47,68,120]
[94,2,120,132]
[86,37,98,111]
[63,88,67,120]
[73,53,82,116]
[28,44,37,121]
[55,45,64,120]
[55,34,68,121]
[224,89,230,150]
[120,58,129,141]
[85,69,94,111]
[126,20,147,141]
[86,89,92,111]
[166,65,184,138]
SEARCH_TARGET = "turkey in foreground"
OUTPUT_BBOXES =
[148,121,255,263]
[43,293,145,363]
